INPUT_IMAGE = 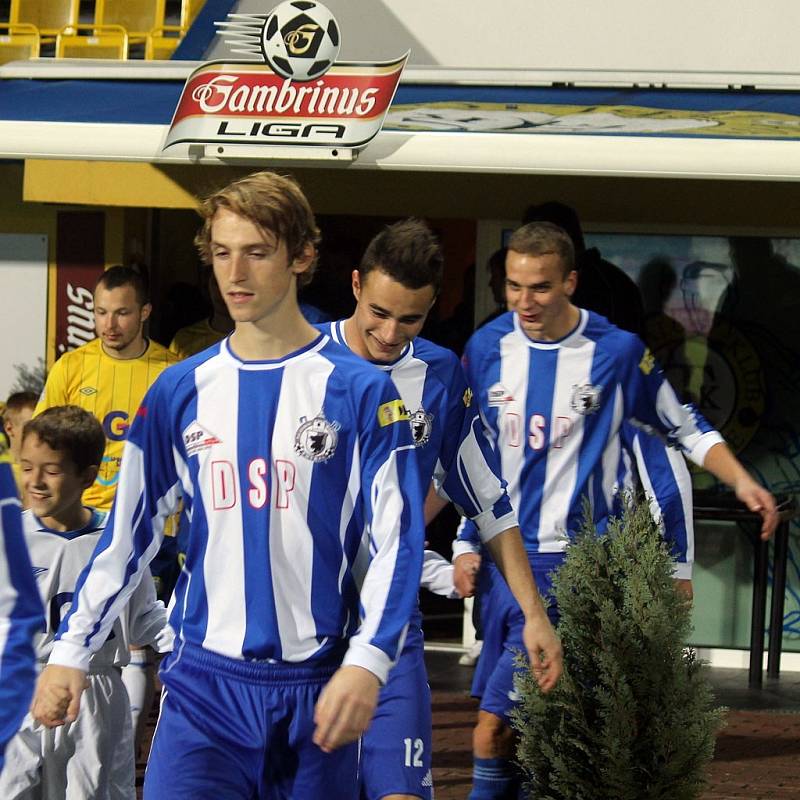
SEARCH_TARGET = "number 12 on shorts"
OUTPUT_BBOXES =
[403,737,424,767]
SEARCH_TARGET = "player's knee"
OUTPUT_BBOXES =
[473,712,515,759]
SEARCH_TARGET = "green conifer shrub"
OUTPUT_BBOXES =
[512,496,725,800]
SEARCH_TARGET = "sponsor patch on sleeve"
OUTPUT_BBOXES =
[377,399,410,427]
[639,348,655,375]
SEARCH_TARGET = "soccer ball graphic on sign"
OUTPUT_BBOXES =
[261,0,341,82]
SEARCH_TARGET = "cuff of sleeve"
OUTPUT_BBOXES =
[472,509,518,544]
[672,562,693,579]
[153,624,175,654]
[48,640,92,672]
[452,539,481,560]
[688,431,725,467]
[342,642,393,685]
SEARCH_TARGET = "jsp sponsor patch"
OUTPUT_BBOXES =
[378,399,410,427]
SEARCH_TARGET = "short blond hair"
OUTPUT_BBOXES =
[508,221,575,277]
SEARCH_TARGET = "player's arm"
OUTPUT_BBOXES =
[32,378,183,728]
[623,338,777,540]
[314,378,425,753]
[0,464,45,755]
[126,572,174,654]
[424,482,449,525]
[702,443,777,540]
[429,359,563,688]
[452,517,482,598]
[420,549,459,598]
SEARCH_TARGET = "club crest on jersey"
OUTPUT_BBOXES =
[570,383,602,415]
[294,413,340,462]
[487,382,514,407]
[410,407,433,447]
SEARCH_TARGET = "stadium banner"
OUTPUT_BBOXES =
[54,211,103,358]
[163,1,407,151]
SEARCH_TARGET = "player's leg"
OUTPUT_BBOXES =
[469,555,562,800]
[103,671,137,800]
[0,712,45,799]
[263,671,359,800]
[359,625,432,800]
[470,639,525,799]
[47,670,135,800]
[120,646,154,758]
[470,564,503,700]
[143,647,266,799]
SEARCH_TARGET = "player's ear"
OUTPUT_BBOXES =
[564,269,578,297]
[81,465,99,490]
[290,242,315,277]
[351,269,361,301]
[140,302,153,323]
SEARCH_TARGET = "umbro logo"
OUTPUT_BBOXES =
[32,566,48,578]
[80,386,97,396]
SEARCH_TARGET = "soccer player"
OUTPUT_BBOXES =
[2,392,38,497]
[460,221,777,800]
[35,265,180,511]
[319,219,562,800]
[1,406,171,798]
[31,170,426,799]
[0,460,42,774]
[34,265,181,748]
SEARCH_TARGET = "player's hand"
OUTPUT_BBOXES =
[31,665,88,728]
[313,665,380,753]
[673,578,694,604]
[522,615,563,694]
[453,553,481,598]
[734,476,778,540]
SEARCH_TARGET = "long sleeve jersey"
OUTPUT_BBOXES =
[461,309,721,554]
[321,321,516,542]
[23,508,171,668]
[455,420,696,579]
[49,335,424,684]
[0,463,43,764]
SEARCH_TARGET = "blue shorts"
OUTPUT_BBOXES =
[474,554,563,723]
[360,621,432,800]
[144,642,358,800]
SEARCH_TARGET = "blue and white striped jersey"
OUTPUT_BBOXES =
[23,508,171,667]
[455,420,696,579]
[620,424,694,578]
[321,321,515,542]
[0,463,43,764]
[462,309,721,554]
[50,335,425,684]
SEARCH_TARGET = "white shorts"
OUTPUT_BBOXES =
[0,668,135,800]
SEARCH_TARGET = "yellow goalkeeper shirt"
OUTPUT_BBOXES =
[35,338,180,510]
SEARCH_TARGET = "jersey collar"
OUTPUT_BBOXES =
[332,318,415,370]
[512,308,588,350]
